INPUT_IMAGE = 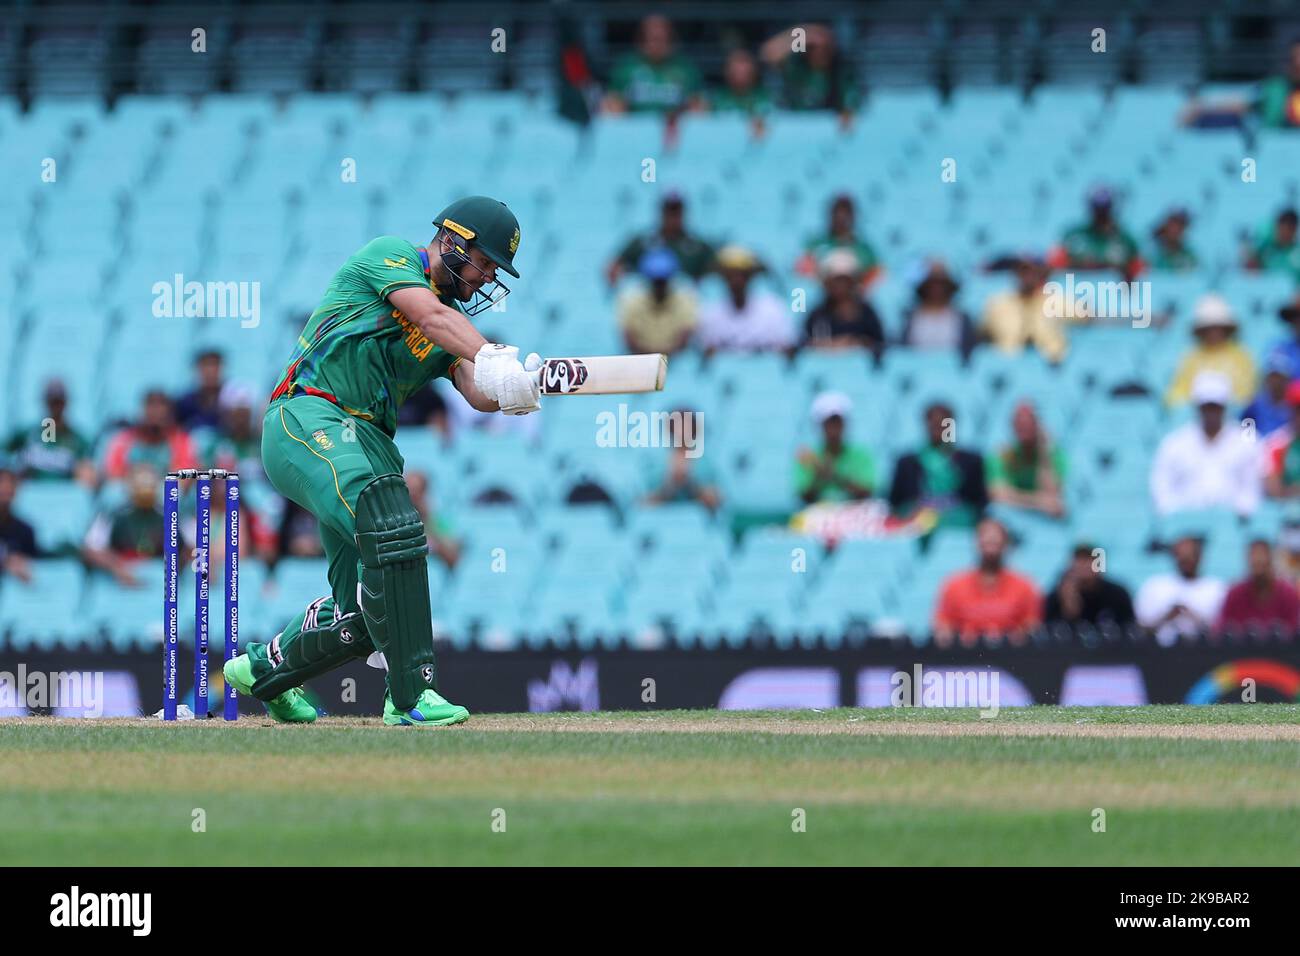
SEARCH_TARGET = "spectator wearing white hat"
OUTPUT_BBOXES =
[801,249,887,359]
[1150,371,1262,516]
[794,392,876,504]
[1165,294,1257,407]
[695,245,795,354]
[195,381,264,480]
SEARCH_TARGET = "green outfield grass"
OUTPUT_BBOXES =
[2,705,1298,866]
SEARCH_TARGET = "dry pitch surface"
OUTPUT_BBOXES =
[1,705,1297,865]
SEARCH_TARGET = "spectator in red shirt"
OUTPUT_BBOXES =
[1217,539,1300,634]
[103,389,198,481]
[932,518,1042,646]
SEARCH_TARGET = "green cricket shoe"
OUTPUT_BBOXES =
[222,653,318,723]
[383,689,470,727]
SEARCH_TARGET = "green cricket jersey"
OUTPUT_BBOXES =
[1060,222,1139,270]
[1252,233,1300,278]
[608,53,701,113]
[269,237,463,436]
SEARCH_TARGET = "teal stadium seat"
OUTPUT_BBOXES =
[0,560,86,650]
[12,481,93,555]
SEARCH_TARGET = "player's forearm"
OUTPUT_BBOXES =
[453,360,501,412]
[416,300,490,361]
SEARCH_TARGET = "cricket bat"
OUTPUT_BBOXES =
[537,354,668,395]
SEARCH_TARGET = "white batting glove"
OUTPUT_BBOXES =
[472,343,518,403]
[472,344,541,415]
[500,352,542,416]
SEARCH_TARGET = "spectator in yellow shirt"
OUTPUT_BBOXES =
[617,247,699,355]
[980,255,1069,364]
[1166,294,1257,408]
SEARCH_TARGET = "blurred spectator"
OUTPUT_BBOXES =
[643,409,719,511]
[1245,208,1300,277]
[987,401,1066,519]
[565,475,616,507]
[1165,294,1256,408]
[795,193,879,282]
[794,392,874,504]
[0,468,37,584]
[617,248,698,355]
[1242,352,1295,438]
[1135,533,1226,645]
[980,255,1068,363]
[1053,186,1140,278]
[1149,208,1198,271]
[695,245,794,353]
[3,379,95,486]
[1217,539,1300,633]
[709,49,772,123]
[102,389,198,481]
[406,469,461,569]
[1270,294,1300,375]
[1183,40,1300,130]
[899,261,978,361]
[174,349,225,431]
[1253,38,1300,127]
[760,23,859,119]
[1043,542,1135,628]
[602,14,703,115]
[888,401,988,528]
[1277,514,1300,583]
[396,380,450,437]
[1151,372,1261,517]
[195,383,263,479]
[608,192,714,285]
[802,250,886,358]
[276,499,324,559]
[1263,382,1300,498]
[932,518,1042,645]
[82,464,163,588]
[192,474,274,571]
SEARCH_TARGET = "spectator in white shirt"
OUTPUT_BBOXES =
[1135,533,1227,645]
[1149,371,1261,516]
[695,245,795,354]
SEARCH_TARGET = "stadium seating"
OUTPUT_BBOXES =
[1,85,1296,650]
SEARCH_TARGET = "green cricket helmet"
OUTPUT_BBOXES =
[433,195,520,315]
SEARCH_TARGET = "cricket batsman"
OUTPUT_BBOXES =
[223,196,539,726]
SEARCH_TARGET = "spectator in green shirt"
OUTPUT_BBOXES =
[795,193,880,284]
[193,382,264,481]
[888,402,989,529]
[1180,40,1300,130]
[709,48,772,139]
[1255,41,1300,127]
[1149,208,1198,272]
[794,392,875,505]
[1245,208,1300,278]
[608,191,715,285]
[987,402,1066,519]
[709,49,772,117]
[1054,186,1141,278]
[760,23,859,121]
[3,379,95,486]
[602,14,704,115]
[82,463,164,588]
